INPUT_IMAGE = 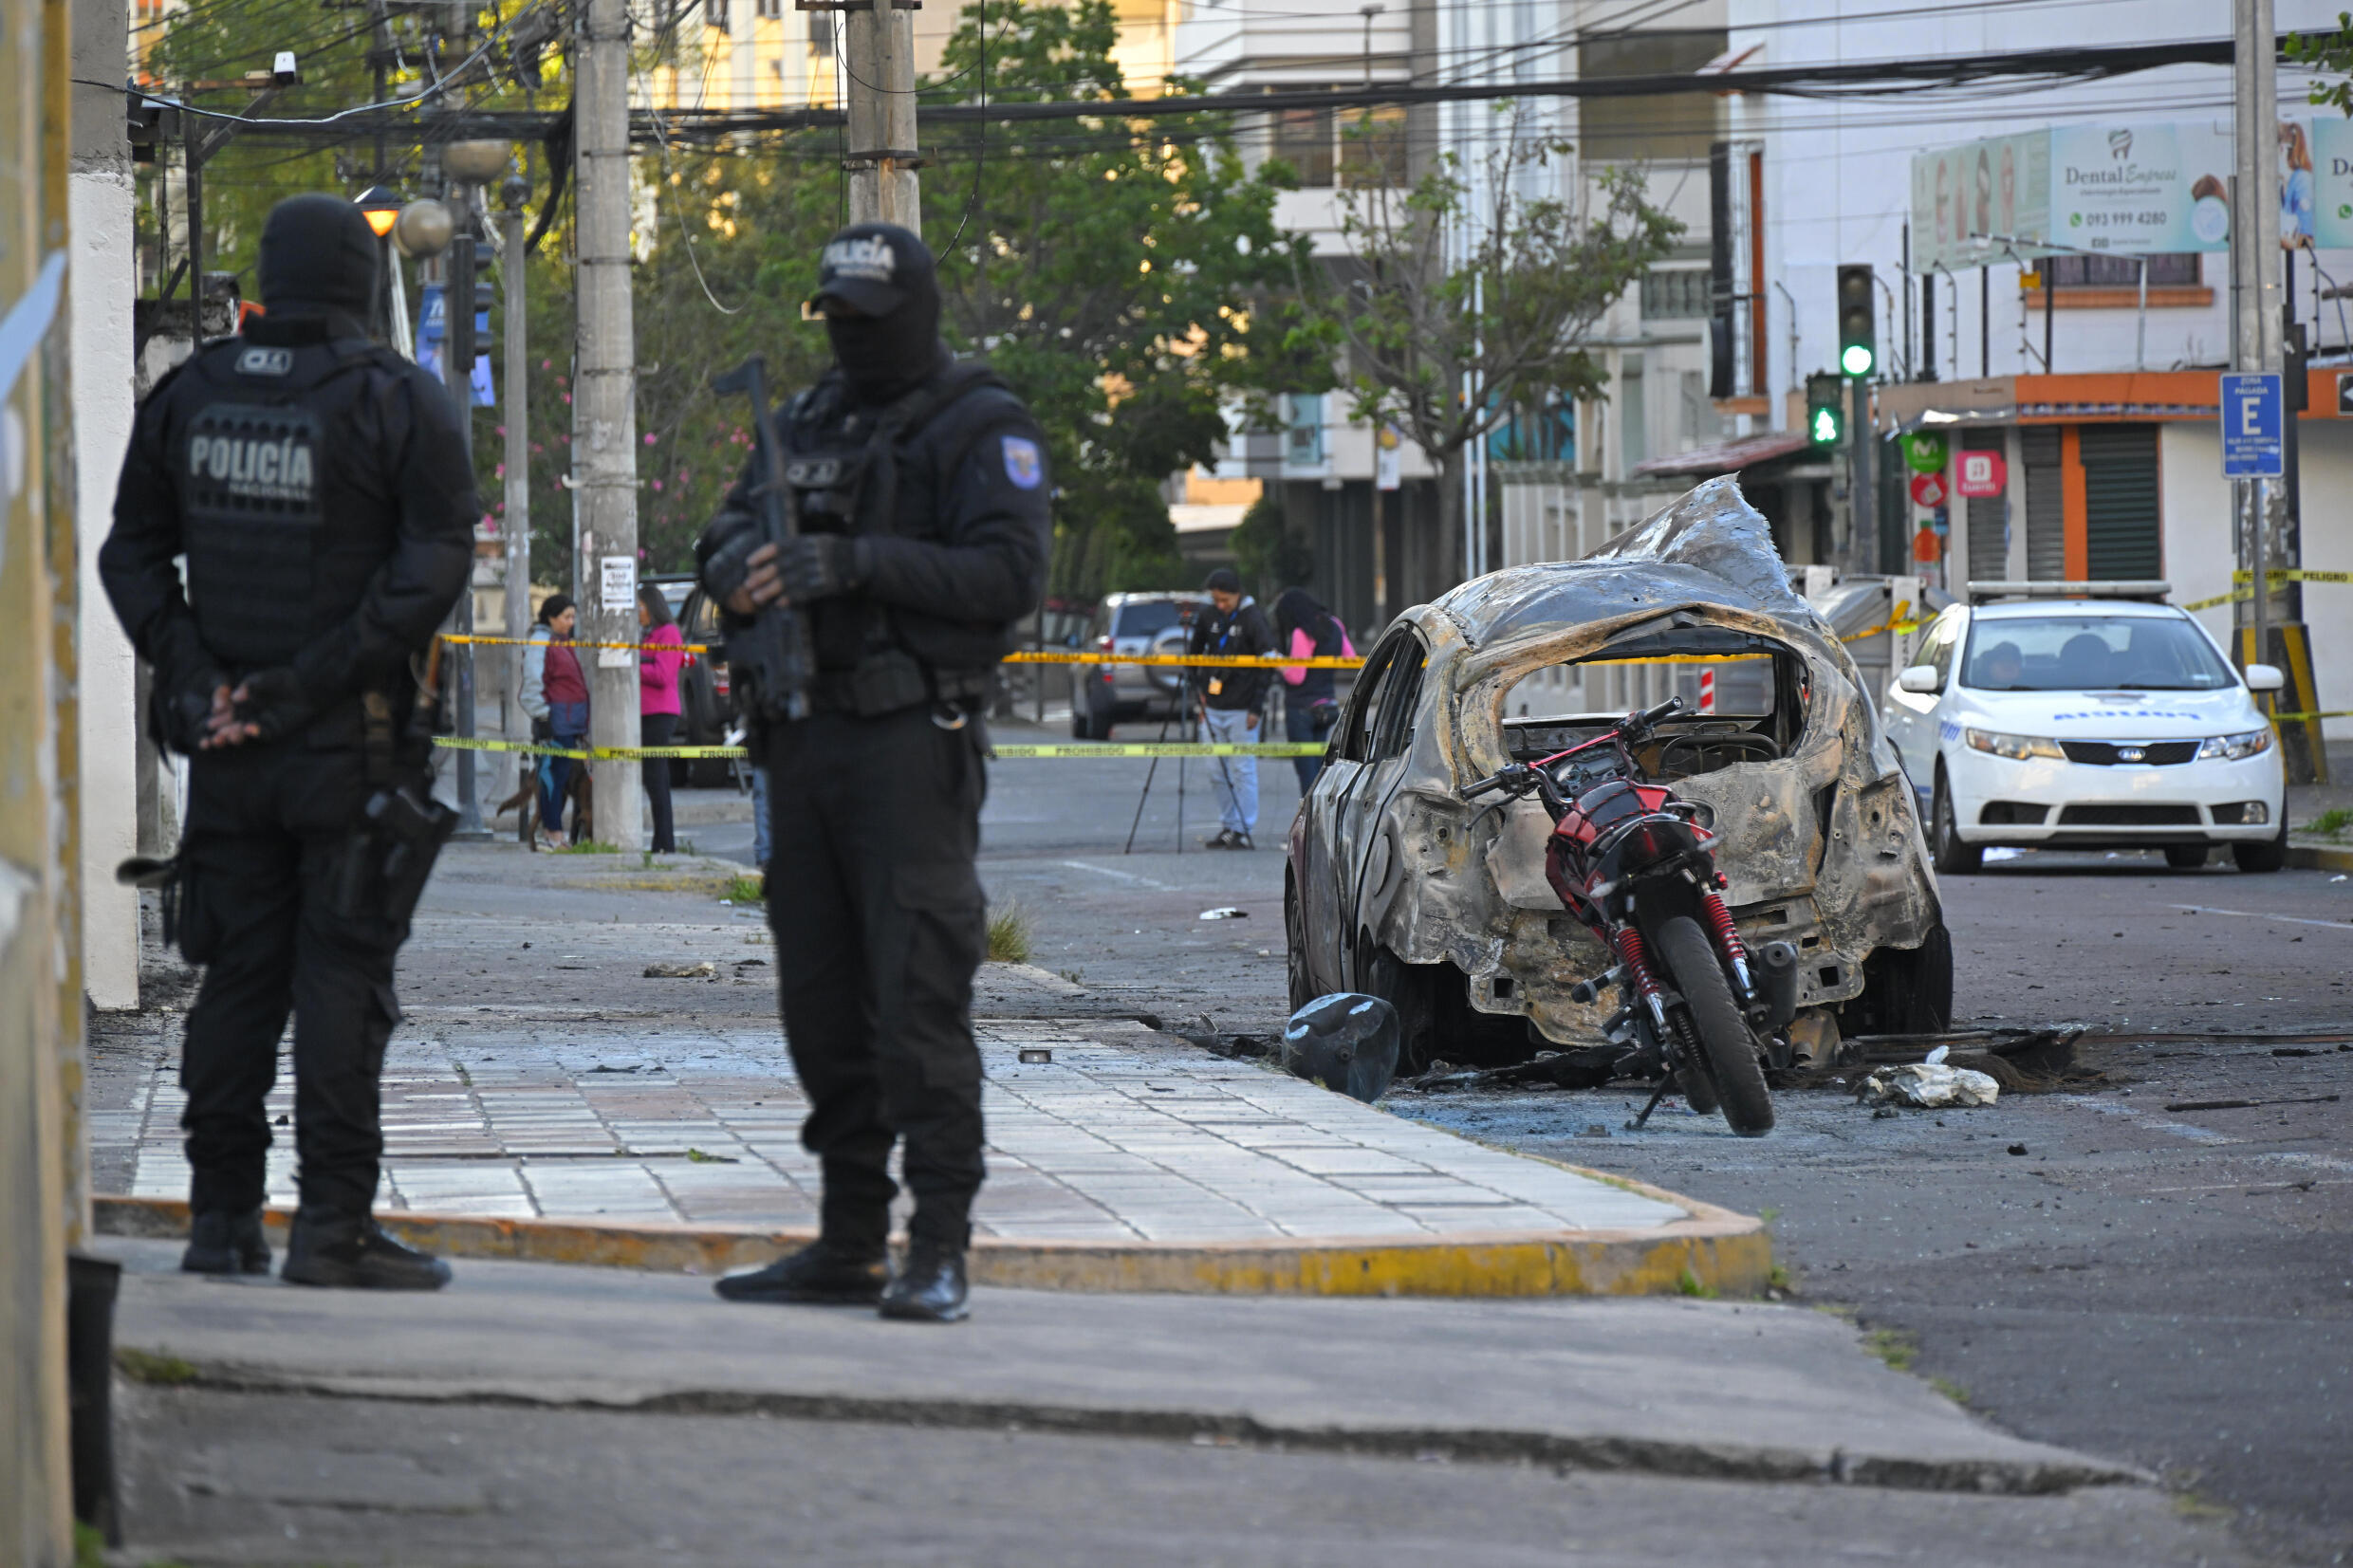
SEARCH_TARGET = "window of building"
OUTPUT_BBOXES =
[1339,107,1407,189]
[705,0,728,29]
[1285,393,1325,466]
[1640,267,1711,320]
[756,0,780,17]
[1578,29,1726,163]
[810,13,833,53]
[2044,253,2198,288]
[1271,97,1337,188]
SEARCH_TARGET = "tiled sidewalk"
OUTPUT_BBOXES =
[100,1016,1687,1242]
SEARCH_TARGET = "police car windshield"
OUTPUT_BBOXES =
[1960,615,2235,692]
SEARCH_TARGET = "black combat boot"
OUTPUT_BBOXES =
[878,1238,969,1323]
[181,1207,271,1276]
[280,1207,452,1291]
[714,1239,889,1304]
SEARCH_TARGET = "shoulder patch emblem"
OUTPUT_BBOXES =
[236,347,293,377]
[1002,434,1043,489]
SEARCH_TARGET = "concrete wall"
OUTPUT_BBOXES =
[70,0,137,1011]
[2163,419,2353,745]
[1,0,79,1549]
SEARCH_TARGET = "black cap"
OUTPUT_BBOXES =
[257,194,380,316]
[809,222,931,317]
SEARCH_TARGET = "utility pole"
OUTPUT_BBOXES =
[2232,0,2324,782]
[574,0,644,847]
[502,171,533,798]
[843,0,920,229]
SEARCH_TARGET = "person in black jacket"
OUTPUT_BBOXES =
[99,194,473,1290]
[699,223,1049,1323]
[1187,567,1276,849]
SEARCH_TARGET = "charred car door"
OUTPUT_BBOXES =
[1335,629,1428,987]
[1301,629,1418,991]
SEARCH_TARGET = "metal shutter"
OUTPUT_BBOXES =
[2020,427,2066,581]
[2079,425,2160,580]
[1961,429,2007,581]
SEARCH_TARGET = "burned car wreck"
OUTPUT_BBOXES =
[1284,477,1953,1077]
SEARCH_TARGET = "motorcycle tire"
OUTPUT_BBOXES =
[1668,1011,1721,1116]
[1655,915,1774,1137]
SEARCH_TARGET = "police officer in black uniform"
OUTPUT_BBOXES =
[100,194,474,1290]
[701,223,1049,1323]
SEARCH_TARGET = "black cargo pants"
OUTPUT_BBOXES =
[176,740,409,1219]
[759,703,989,1250]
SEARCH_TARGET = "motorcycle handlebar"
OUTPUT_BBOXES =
[1636,694,1686,728]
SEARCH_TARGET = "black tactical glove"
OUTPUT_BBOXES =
[696,513,760,612]
[774,535,869,605]
[155,669,231,755]
[229,667,320,744]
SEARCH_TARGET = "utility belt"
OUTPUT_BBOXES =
[808,649,992,718]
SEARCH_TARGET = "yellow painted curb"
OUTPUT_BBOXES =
[95,1183,1769,1300]
[2286,840,2353,874]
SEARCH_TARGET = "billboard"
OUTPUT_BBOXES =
[1912,122,2251,271]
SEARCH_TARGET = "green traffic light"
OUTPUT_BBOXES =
[1810,407,1840,444]
[1841,342,1874,377]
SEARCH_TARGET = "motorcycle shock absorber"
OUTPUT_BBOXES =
[1610,927,1671,1033]
[1700,888,1754,999]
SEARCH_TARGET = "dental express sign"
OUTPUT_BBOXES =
[1914,121,2257,271]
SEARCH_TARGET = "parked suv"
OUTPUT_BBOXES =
[1069,592,1210,739]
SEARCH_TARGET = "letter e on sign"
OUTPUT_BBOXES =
[1955,450,2007,498]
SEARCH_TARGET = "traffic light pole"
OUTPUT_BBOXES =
[1849,379,1876,576]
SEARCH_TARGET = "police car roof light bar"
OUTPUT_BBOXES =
[1965,580,2171,605]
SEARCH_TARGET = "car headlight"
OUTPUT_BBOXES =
[2196,728,2274,761]
[1963,728,2065,761]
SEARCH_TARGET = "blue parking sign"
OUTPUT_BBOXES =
[2220,372,2284,477]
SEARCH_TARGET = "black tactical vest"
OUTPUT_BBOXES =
[174,334,409,672]
[782,365,1028,683]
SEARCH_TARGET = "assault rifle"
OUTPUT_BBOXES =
[711,355,814,724]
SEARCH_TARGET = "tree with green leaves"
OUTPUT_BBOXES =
[2290,12,2353,115]
[914,0,1319,600]
[1290,108,1681,585]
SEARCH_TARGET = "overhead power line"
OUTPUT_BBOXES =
[140,33,2273,149]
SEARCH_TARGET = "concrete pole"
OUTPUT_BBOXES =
[69,0,141,1018]
[573,0,644,848]
[443,196,489,839]
[502,182,532,803]
[844,0,921,230]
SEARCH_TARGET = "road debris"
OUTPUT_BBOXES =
[1281,993,1401,1103]
[2165,1094,2341,1114]
[643,961,718,979]
[1197,907,1249,921]
[1862,1062,2001,1109]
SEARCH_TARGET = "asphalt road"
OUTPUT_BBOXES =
[959,736,2353,1564]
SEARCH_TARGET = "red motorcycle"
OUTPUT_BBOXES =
[1462,696,1792,1136]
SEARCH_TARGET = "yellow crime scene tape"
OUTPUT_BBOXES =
[433,736,1325,762]
[440,633,1360,669]
[2183,569,2353,611]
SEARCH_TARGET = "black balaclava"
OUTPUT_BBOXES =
[256,194,380,320]
[809,222,944,404]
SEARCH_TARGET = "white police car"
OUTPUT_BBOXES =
[1881,583,2288,874]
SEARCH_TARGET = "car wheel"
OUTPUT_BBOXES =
[1357,940,1437,1074]
[1284,876,1317,1014]
[2163,844,2209,869]
[1931,766,1982,875]
[2233,815,2288,874]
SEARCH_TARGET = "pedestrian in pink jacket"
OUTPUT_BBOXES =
[638,582,685,853]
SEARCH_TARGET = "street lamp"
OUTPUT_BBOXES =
[355,185,402,340]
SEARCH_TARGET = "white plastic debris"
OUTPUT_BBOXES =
[1198,907,1249,920]
[1863,1062,2000,1109]
[1924,1044,1951,1065]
